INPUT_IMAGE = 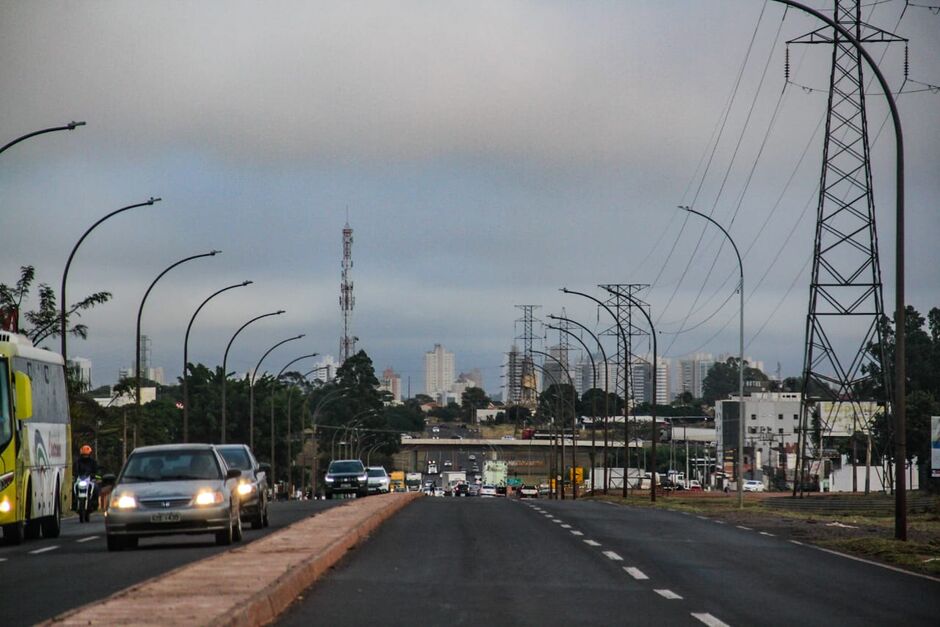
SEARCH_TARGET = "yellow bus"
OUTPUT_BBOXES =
[0,330,71,543]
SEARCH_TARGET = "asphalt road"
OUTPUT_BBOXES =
[278,497,940,626]
[0,499,340,625]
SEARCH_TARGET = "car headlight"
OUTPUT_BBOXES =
[195,490,224,506]
[78,480,89,488]
[358,474,368,482]
[325,476,334,483]
[379,478,388,484]
[0,499,11,513]
[237,482,255,496]
[112,494,138,509]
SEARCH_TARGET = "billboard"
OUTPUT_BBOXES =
[932,416,940,479]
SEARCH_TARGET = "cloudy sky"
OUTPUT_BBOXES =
[2,1,937,396]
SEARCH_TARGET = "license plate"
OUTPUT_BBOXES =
[341,483,351,488]
[150,512,181,523]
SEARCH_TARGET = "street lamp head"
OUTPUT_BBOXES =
[148,197,162,205]
[276,310,285,315]
[241,280,253,286]
[67,121,87,129]
[678,205,691,211]
[560,287,570,294]
[209,249,222,256]
[294,334,306,340]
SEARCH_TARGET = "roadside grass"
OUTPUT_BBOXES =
[586,492,940,576]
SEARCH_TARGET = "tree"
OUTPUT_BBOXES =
[702,357,768,405]
[461,386,490,421]
[0,265,111,346]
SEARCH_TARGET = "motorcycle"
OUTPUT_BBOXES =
[74,475,97,523]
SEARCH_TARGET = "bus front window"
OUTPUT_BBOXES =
[0,359,11,449]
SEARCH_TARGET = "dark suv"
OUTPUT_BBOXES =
[324,459,368,498]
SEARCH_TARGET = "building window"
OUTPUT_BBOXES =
[778,428,784,434]
[778,413,783,420]
[751,414,757,420]
[748,426,757,434]
[793,414,799,420]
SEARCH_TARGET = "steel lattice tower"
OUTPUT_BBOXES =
[339,219,356,363]
[788,1,903,490]
[598,284,649,407]
[515,305,541,410]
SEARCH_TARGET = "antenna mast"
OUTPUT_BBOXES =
[339,215,356,363]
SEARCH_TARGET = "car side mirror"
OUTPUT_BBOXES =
[100,474,116,486]
[226,468,241,479]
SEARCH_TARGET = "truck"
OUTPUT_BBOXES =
[441,470,466,490]
[405,472,423,491]
[483,460,507,486]
[389,471,405,492]
[426,459,439,475]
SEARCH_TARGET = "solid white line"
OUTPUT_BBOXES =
[561,524,572,529]
[804,543,940,584]
[691,612,730,627]
[736,525,752,531]
[583,539,601,547]
[602,550,623,561]
[759,531,775,537]
[76,536,98,543]
[624,567,649,580]
[29,545,60,555]
[654,589,683,600]
[789,540,804,546]
[696,515,709,520]
[570,530,584,536]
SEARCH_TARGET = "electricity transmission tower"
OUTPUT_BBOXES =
[515,305,541,410]
[788,1,904,494]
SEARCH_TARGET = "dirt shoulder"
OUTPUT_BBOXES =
[588,491,940,577]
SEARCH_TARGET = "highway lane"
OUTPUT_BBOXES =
[277,497,699,626]
[280,497,940,626]
[0,499,341,625]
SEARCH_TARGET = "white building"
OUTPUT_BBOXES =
[313,354,340,382]
[67,357,93,390]
[715,391,802,474]
[425,343,455,397]
[379,367,402,403]
[579,356,618,395]
[631,357,670,405]
[677,352,714,399]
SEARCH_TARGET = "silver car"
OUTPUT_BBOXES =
[104,444,243,551]
[216,444,270,529]
[366,466,390,494]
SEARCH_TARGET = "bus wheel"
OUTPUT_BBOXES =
[2,522,24,545]
[40,484,62,538]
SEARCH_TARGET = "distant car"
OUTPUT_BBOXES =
[366,466,390,494]
[468,454,476,461]
[743,480,765,492]
[400,434,414,439]
[496,485,507,496]
[216,444,270,529]
[538,485,550,496]
[324,459,369,498]
[519,485,539,498]
[453,483,470,497]
[443,460,453,468]
[480,485,497,497]
[432,426,440,433]
[433,487,445,497]
[687,480,703,492]
[104,444,243,551]
[467,484,481,497]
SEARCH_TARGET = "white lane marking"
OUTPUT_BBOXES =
[561,524,572,529]
[803,543,940,583]
[583,539,601,547]
[655,589,683,600]
[691,613,730,627]
[624,567,649,580]
[602,550,623,561]
[0,558,7,562]
[29,545,60,555]
[696,516,709,520]
[570,530,584,536]
[713,520,726,524]
[736,525,752,531]
[552,519,564,524]
[76,536,98,543]
[759,531,775,537]
[789,540,804,546]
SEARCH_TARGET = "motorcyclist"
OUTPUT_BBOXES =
[73,445,100,511]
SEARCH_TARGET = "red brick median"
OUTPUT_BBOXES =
[44,492,421,626]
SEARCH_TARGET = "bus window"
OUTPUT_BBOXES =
[0,359,11,448]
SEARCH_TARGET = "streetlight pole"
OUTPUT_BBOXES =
[182,280,252,442]
[680,205,745,509]
[272,353,318,493]
[771,0,907,543]
[561,287,634,498]
[532,349,578,500]
[0,121,85,156]
[220,310,285,443]
[61,197,160,367]
[136,251,221,422]
[548,313,611,494]
[250,334,304,450]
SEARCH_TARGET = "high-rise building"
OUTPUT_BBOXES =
[424,344,455,397]
[67,357,92,390]
[678,352,715,399]
[313,355,340,383]
[380,367,402,403]
[631,357,670,405]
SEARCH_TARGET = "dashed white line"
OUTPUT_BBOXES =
[736,525,752,531]
[551,519,563,523]
[560,524,572,529]
[0,558,7,563]
[789,540,804,546]
[759,531,776,537]
[602,550,623,561]
[583,539,601,547]
[29,545,60,555]
[713,520,726,525]
[696,515,709,520]
[654,589,683,600]
[570,530,584,536]
[624,567,649,580]
[691,612,730,627]
[76,536,98,543]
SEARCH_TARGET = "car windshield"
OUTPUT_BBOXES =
[218,447,253,470]
[329,461,364,474]
[121,449,221,482]
[367,468,386,477]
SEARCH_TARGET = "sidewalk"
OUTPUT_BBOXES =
[45,492,421,626]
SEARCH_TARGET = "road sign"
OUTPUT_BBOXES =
[932,416,940,479]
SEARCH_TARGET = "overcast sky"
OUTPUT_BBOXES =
[2,1,937,396]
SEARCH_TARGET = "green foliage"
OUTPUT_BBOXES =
[702,357,767,405]
[460,386,490,421]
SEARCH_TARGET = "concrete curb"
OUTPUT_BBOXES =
[43,492,421,626]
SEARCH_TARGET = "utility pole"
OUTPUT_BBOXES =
[788,1,904,501]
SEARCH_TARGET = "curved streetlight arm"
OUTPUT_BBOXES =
[136,250,220,412]
[251,335,305,387]
[771,0,907,543]
[182,280,252,441]
[1,121,85,156]
[679,206,742,285]
[61,197,160,363]
[276,353,319,380]
[546,324,597,393]
[547,314,610,385]
[248,334,304,450]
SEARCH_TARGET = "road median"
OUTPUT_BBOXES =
[44,492,421,626]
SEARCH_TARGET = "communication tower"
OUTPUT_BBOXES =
[339,219,356,363]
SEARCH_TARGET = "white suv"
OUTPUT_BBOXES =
[743,480,765,492]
